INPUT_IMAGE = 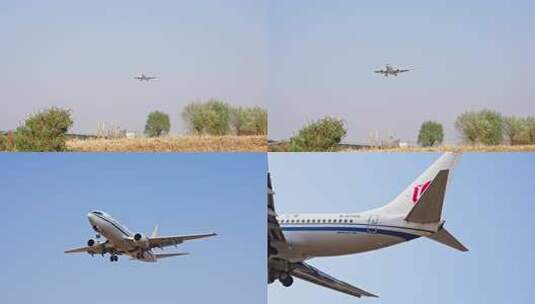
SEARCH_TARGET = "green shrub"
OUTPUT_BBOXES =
[289,117,346,152]
[525,117,535,144]
[14,107,73,151]
[182,100,232,135]
[455,109,503,145]
[417,121,444,147]
[144,111,171,137]
[249,106,267,135]
[230,106,249,135]
[503,116,529,145]
[231,106,267,135]
[0,133,15,151]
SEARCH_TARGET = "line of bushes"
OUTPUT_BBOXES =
[454,109,535,145]
[1,99,267,151]
[181,100,267,136]
[417,109,535,147]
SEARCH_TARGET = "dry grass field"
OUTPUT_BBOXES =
[344,144,535,152]
[268,141,535,152]
[67,136,267,152]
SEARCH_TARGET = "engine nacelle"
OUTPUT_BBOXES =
[87,239,96,247]
[133,233,150,249]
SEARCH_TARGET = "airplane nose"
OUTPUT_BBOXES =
[88,213,96,224]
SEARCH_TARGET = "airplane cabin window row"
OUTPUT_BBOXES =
[279,219,354,224]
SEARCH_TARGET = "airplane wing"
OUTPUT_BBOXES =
[291,262,378,298]
[398,69,411,73]
[64,240,114,255]
[268,173,285,243]
[147,232,217,248]
[374,70,385,74]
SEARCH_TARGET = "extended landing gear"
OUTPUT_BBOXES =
[95,233,101,239]
[279,273,293,287]
[268,271,293,287]
[110,255,118,262]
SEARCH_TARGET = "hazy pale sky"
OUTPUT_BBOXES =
[0,0,267,134]
[267,0,535,143]
[268,153,534,303]
[0,153,267,304]
[3,1,534,140]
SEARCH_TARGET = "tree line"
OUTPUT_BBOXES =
[0,100,267,151]
[272,108,535,152]
[419,109,535,147]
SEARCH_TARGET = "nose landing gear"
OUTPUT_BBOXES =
[109,255,118,262]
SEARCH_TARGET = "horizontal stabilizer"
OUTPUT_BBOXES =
[155,252,189,259]
[427,227,468,252]
[405,170,449,223]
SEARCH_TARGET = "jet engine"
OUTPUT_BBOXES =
[87,239,97,247]
[133,233,150,249]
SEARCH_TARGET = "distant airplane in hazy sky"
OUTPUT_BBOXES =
[65,210,216,262]
[374,64,411,77]
[133,73,157,81]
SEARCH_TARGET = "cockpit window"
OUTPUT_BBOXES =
[92,211,103,215]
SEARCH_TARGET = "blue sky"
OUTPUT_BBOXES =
[267,1,535,143]
[0,153,267,304]
[0,0,266,134]
[268,153,533,303]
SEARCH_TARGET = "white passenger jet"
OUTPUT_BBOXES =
[268,153,467,298]
[374,64,411,77]
[65,211,216,262]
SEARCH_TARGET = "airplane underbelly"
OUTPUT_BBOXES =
[98,222,133,251]
[285,230,406,257]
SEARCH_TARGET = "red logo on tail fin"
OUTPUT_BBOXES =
[412,180,431,203]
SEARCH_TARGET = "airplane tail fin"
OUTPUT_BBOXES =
[427,226,468,252]
[376,153,461,218]
[151,225,159,238]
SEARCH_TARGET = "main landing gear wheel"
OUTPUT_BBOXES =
[110,255,118,262]
[279,274,293,287]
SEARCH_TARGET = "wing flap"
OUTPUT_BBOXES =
[155,252,189,259]
[291,263,378,298]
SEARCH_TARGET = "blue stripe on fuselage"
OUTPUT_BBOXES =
[281,225,420,241]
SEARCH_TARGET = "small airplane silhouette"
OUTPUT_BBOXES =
[374,64,411,77]
[133,73,157,81]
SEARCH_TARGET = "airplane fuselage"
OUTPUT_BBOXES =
[275,212,440,263]
[88,212,157,262]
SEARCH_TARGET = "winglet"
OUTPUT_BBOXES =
[151,225,159,238]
